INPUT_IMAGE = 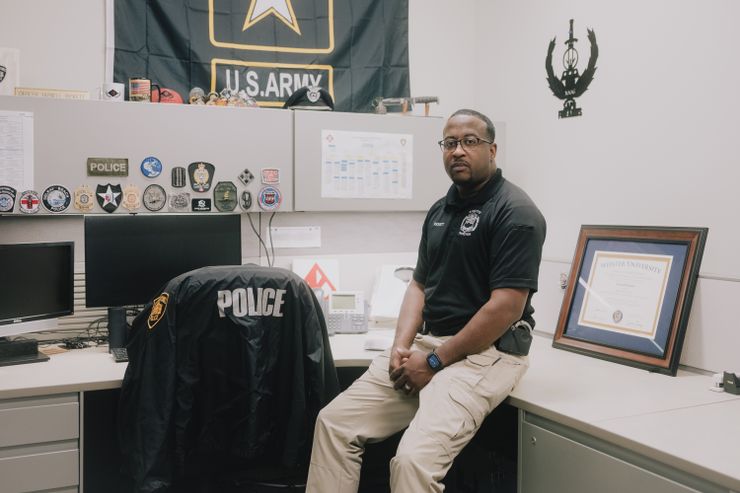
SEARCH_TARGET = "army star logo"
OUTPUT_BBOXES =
[243,0,301,35]
[96,184,122,213]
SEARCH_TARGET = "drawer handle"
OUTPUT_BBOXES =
[530,436,537,446]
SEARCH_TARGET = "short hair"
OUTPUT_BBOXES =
[449,109,496,142]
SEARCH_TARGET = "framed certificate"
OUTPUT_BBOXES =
[553,225,708,375]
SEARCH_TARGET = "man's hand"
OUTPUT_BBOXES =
[389,348,434,395]
[388,345,408,376]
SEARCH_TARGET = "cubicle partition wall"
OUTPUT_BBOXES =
[0,95,295,213]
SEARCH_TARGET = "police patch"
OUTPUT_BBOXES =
[147,293,169,329]
[121,185,141,211]
[169,192,190,211]
[260,168,280,185]
[73,185,95,212]
[143,184,167,211]
[0,185,17,212]
[42,185,71,213]
[188,161,215,192]
[240,190,252,211]
[459,210,481,236]
[213,181,237,212]
[192,198,212,212]
[258,186,282,211]
[140,156,163,178]
[18,190,41,214]
[96,184,123,213]
[172,166,187,188]
[238,168,255,186]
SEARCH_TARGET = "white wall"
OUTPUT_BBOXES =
[475,0,740,372]
[0,0,107,94]
[0,0,476,119]
[475,0,740,277]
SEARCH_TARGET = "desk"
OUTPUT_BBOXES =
[0,332,739,493]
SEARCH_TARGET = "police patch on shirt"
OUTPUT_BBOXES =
[459,209,481,236]
[147,292,169,330]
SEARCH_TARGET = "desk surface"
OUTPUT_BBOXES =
[0,332,738,490]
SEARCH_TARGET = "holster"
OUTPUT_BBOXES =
[495,320,533,356]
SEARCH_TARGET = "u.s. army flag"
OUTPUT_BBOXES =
[113,0,410,112]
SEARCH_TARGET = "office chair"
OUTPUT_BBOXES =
[118,264,340,493]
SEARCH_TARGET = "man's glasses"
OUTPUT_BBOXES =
[438,136,493,151]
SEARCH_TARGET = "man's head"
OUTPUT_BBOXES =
[440,109,497,197]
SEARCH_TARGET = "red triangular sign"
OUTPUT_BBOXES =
[304,263,337,291]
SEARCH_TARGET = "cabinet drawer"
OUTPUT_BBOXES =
[0,394,79,447]
[0,447,79,493]
[520,420,700,493]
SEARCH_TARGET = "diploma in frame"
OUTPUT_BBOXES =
[553,225,708,375]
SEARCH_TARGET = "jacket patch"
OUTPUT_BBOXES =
[217,287,286,318]
[147,293,169,329]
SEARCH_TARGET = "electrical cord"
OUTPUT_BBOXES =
[247,212,273,266]
[268,211,277,266]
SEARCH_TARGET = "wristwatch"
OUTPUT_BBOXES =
[426,349,444,372]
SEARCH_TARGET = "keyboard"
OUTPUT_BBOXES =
[111,347,129,363]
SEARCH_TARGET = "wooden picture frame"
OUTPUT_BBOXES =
[553,225,708,376]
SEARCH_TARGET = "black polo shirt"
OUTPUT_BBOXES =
[413,168,546,336]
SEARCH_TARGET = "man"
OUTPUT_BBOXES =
[307,109,546,492]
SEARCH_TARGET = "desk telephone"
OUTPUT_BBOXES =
[317,291,369,335]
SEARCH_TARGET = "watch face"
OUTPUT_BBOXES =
[427,351,443,371]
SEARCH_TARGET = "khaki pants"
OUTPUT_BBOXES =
[307,334,528,493]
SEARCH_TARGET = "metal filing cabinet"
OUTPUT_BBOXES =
[518,411,729,493]
[0,393,79,493]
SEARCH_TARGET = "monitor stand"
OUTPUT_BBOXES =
[107,307,128,351]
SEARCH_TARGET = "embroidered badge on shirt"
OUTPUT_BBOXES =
[459,210,481,236]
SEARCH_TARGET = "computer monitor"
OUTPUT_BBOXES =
[84,214,242,308]
[0,241,74,366]
[0,241,75,338]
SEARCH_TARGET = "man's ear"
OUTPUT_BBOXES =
[490,143,498,161]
